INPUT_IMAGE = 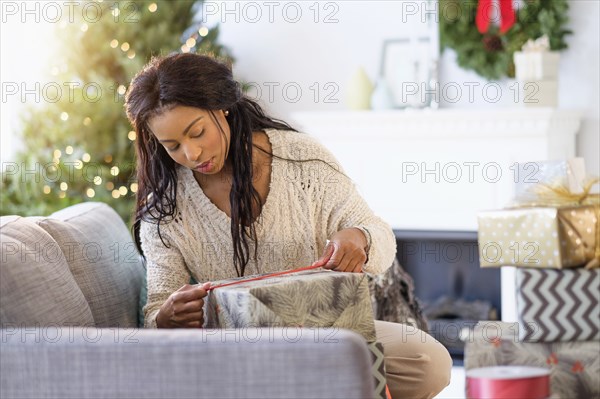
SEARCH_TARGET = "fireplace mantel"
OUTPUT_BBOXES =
[291,108,582,140]
[290,108,583,324]
[290,108,583,231]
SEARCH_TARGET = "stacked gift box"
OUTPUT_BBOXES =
[464,321,599,399]
[513,35,560,107]
[470,159,600,398]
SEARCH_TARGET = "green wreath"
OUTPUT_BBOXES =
[439,0,571,80]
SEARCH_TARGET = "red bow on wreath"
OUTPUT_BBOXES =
[476,0,515,34]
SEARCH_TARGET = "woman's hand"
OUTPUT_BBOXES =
[156,282,211,328]
[312,228,368,273]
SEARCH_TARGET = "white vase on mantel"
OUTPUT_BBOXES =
[370,76,394,110]
[346,67,373,110]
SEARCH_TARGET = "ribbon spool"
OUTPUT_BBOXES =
[466,366,550,399]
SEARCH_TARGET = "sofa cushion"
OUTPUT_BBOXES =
[0,216,95,327]
[38,202,145,328]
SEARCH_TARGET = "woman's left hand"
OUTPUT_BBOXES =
[312,228,368,273]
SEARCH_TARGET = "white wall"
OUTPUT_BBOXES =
[205,1,432,116]
[210,0,599,175]
[561,0,600,176]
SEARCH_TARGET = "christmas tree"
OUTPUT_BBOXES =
[0,0,234,227]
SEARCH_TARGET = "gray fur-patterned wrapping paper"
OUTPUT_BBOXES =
[465,321,600,399]
[203,268,388,399]
[204,269,376,342]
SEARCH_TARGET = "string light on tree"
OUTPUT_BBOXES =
[82,153,91,162]
[148,3,158,13]
[186,38,196,48]
[94,176,102,185]
[65,146,73,155]
[128,131,136,141]
[60,182,68,191]
[60,112,69,121]
[83,117,92,126]
[110,39,119,48]
[43,186,51,194]
[121,42,130,52]
[86,188,95,198]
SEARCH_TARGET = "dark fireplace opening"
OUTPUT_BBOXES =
[394,230,501,365]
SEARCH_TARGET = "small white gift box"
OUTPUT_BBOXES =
[514,51,560,81]
[517,79,558,107]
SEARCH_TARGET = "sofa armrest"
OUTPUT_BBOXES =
[1,327,375,399]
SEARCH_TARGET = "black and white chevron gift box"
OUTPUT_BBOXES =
[516,268,600,342]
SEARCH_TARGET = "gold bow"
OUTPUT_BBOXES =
[532,177,599,207]
[517,177,599,269]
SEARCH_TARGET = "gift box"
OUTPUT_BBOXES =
[513,36,560,81]
[516,268,600,342]
[514,52,560,81]
[465,321,600,399]
[204,269,377,341]
[513,35,560,108]
[204,268,388,398]
[517,79,558,107]
[369,341,389,399]
[513,159,587,205]
[477,205,599,268]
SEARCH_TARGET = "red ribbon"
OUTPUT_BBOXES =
[206,264,323,291]
[467,374,550,399]
[476,0,515,34]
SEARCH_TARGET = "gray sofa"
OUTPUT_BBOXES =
[0,202,376,398]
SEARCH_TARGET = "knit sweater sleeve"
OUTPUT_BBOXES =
[139,218,192,328]
[306,136,397,275]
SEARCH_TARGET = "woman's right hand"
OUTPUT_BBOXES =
[156,282,211,328]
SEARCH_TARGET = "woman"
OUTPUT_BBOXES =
[125,53,451,399]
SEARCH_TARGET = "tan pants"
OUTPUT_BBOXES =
[374,320,452,399]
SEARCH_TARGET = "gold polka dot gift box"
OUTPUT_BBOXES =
[477,205,599,269]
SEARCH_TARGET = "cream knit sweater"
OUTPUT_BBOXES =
[140,128,397,328]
